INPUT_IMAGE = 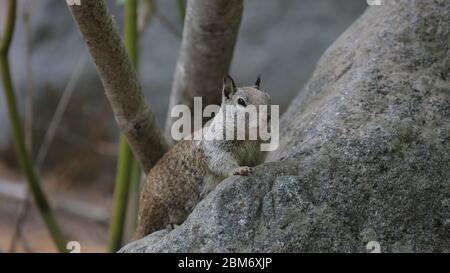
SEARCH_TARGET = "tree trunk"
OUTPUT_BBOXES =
[164,0,244,142]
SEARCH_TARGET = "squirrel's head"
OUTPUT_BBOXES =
[219,75,272,140]
[222,75,270,109]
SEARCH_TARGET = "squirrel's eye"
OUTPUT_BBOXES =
[237,98,247,107]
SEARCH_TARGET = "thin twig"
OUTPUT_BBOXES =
[23,0,34,153]
[138,0,155,34]
[36,56,87,169]
[8,194,31,252]
[155,10,182,39]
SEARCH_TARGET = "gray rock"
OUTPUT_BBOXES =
[120,0,450,253]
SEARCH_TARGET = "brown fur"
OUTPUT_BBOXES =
[135,140,209,238]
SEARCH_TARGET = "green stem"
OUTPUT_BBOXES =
[176,0,186,27]
[108,136,134,252]
[125,156,141,237]
[108,0,140,252]
[0,0,67,253]
[125,0,138,66]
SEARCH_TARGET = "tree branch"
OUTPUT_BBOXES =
[107,0,139,253]
[67,0,168,174]
[165,0,244,139]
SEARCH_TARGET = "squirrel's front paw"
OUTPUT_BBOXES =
[166,223,179,230]
[232,166,253,176]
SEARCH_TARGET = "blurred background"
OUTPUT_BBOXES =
[0,0,367,252]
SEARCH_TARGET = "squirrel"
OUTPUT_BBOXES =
[135,75,271,239]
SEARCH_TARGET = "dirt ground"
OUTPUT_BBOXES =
[0,198,108,253]
[0,163,115,253]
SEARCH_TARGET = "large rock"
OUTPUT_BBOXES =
[124,0,450,253]
[121,0,450,252]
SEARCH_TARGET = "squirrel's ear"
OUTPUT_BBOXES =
[255,75,261,89]
[223,75,236,99]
